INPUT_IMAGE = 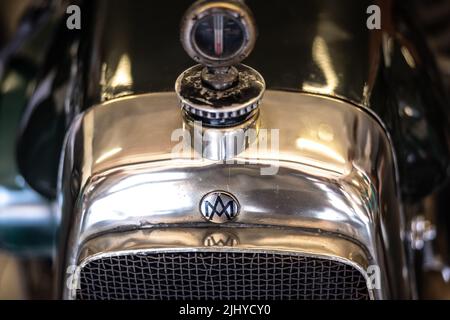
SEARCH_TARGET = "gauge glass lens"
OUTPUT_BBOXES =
[194,14,244,59]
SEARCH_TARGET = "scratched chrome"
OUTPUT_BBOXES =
[58,91,411,299]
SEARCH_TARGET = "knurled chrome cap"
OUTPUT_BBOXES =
[175,64,265,127]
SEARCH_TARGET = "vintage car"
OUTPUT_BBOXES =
[0,0,450,300]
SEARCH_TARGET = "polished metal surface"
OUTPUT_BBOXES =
[183,106,259,161]
[58,90,412,299]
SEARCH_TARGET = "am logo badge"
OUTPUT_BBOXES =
[199,191,240,223]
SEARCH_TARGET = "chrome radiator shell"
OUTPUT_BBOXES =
[57,91,412,299]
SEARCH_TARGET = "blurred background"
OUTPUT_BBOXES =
[1,0,59,299]
[415,0,450,99]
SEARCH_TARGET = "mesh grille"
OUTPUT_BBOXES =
[77,252,369,300]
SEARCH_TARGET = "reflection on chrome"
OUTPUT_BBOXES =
[95,147,122,164]
[302,36,338,95]
[58,90,411,299]
[100,54,134,101]
[110,54,133,88]
[295,138,346,164]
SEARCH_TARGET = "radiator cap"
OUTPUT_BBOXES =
[176,0,265,127]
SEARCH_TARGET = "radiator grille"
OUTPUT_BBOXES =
[77,252,369,300]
